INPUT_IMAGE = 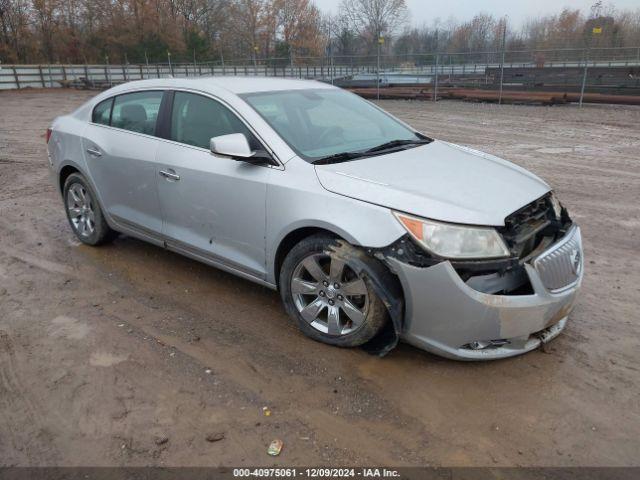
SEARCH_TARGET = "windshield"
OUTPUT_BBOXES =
[241,89,423,161]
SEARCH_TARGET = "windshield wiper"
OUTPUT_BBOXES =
[365,138,431,154]
[312,136,432,165]
[312,151,369,165]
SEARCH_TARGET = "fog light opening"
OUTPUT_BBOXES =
[464,339,510,350]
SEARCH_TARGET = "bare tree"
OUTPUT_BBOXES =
[274,0,322,56]
[617,8,640,47]
[0,0,32,61]
[227,0,269,58]
[32,0,60,62]
[340,0,408,46]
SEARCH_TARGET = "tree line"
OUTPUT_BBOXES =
[1,0,639,65]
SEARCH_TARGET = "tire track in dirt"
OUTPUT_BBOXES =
[0,331,59,465]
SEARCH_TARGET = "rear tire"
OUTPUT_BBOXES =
[280,234,388,348]
[63,173,117,246]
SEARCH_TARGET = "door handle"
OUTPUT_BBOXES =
[159,170,180,181]
[86,147,102,157]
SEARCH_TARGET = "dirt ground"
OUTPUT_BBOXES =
[0,89,639,467]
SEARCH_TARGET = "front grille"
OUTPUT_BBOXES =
[533,226,582,292]
[499,193,570,259]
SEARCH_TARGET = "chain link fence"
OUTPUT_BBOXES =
[2,46,639,105]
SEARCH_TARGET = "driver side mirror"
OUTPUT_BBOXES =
[210,133,275,166]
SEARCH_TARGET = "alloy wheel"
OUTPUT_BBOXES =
[66,183,96,237]
[290,252,369,336]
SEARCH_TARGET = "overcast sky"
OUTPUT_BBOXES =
[317,0,640,29]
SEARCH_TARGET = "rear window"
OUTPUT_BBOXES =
[92,98,113,125]
[110,91,163,135]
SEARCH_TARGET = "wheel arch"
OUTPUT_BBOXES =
[57,161,115,232]
[59,163,81,194]
[273,224,406,356]
[273,225,348,289]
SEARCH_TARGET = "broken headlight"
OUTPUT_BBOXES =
[393,212,511,260]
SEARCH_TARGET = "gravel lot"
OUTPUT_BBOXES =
[0,89,639,467]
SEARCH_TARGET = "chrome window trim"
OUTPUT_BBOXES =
[87,86,283,169]
[154,135,284,170]
[89,89,165,137]
[85,121,163,143]
[159,87,284,170]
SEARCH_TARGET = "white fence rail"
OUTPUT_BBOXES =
[3,57,640,91]
[0,63,377,90]
[2,46,640,90]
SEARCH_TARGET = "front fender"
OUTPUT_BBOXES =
[266,158,406,285]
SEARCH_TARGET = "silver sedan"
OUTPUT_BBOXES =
[46,77,583,360]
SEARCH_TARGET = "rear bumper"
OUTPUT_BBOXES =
[388,226,583,360]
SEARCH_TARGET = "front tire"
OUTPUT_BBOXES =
[280,234,388,347]
[63,173,117,246]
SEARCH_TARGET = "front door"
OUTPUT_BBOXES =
[82,90,164,237]
[156,91,271,279]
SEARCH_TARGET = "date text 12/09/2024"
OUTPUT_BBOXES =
[232,468,401,478]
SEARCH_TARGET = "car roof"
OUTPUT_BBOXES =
[104,76,336,95]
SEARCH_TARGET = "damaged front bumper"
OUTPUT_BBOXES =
[387,226,583,360]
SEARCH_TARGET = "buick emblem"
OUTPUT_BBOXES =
[570,249,581,274]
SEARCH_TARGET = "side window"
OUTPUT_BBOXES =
[111,91,163,135]
[170,92,259,150]
[92,98,113,125]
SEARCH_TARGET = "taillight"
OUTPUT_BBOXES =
[45,128,52,144]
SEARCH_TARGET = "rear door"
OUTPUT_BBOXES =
[155,91,271,279]
[82,90,165,237]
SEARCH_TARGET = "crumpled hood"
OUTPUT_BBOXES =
[314,140,550,226]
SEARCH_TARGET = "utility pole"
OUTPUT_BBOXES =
[214,32,225,76]
[580,26,601,107]
[579,48,589,107]
[84,55,91,83]
[106,54,112,86]
[193,49,197,74]
[433,29,439,102]
[330,46,334,84]
[328,19,334,85]
[377,35,384,100]
[498,16,507,105]
[433,53,439,102]
[329,45,334,84]
[167,51,173,76]
[144,50,149,79]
